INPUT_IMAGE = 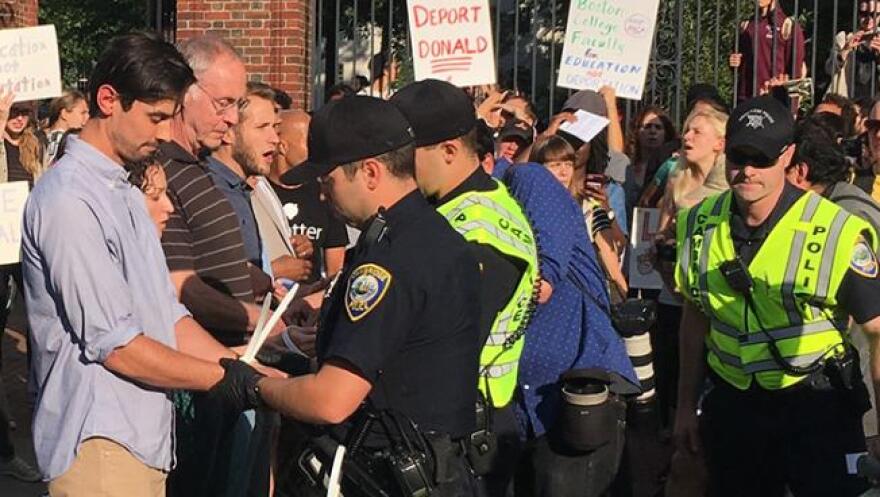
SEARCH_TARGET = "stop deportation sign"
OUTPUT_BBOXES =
[406,0,497,87]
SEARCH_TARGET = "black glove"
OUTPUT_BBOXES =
[256,347,313,377]
[209,358,266,412]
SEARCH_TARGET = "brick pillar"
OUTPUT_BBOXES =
[1,0,39,28]
[176,0,312,111]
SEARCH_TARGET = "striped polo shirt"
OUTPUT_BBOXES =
[159,141,255,340]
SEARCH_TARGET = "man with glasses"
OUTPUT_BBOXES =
[674,95,880,496]
[827,1,880,99]
[157,34,279,497]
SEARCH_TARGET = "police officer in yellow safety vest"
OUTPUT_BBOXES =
[674,95,880,497]
[392,80,539,497]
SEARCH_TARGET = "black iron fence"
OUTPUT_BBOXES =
[311,0,879,124]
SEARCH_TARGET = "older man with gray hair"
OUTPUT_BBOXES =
[158,34,278,497]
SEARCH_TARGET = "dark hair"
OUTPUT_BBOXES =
[341,142,416,180]
[272,87,293,110]
[474,120,495,161]
[326,83,356,102]
[805,112,846,142]
[530,135,576,164]
[502,94,538,125]
[626,105,678,165]
[818,93,857,137]
[792,118,849,187]
[88,32,195,118]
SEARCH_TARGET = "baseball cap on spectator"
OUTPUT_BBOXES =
[562,90,607,117]
[390,79,476,147]
[280,95,414,185]
[725,95,795,167]
[497,118,534,147]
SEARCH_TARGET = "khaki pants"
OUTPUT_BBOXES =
[49,437,166,497]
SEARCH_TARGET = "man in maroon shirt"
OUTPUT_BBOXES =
[729,0,806,103]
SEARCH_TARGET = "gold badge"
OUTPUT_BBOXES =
[345,264,392,321]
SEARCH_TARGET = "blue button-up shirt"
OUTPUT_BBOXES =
[502,163,638,438]
[206,157,263,268]
[21,136,189,479]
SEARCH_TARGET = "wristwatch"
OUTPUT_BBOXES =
[607,209,616,222]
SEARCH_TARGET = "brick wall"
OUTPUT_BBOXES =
[1,0,39,28]
[176,0,311,110]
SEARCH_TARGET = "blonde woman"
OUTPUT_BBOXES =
[652,107,729,429]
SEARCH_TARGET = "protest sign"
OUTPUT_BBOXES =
[0,182,29,265]
[629,207,663,290]
[406,0,496,87]
[558,110,609,144]
[0,25,62,103]
[557,0,661,100]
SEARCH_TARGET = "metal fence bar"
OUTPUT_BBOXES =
[387,0,393,96]
[715,0,721,87]
[811,0,818,94]
[733,0,740,105]
[696,0,702,81]
[352,0,358,81]
[753,0,759,97]
[513,1,520,91]
[531,0,538,102]
[334,0,341,81]
[851,0,859,90]
[370,0,375,96]
[676,0,685,122]
[791,0,799,78]
[549,0,557,118]
[495,0,501,83]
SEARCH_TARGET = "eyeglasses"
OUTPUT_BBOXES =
[727,148,782,169]
[195,81,245,115]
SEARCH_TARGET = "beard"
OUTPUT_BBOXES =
[233,146,270,177]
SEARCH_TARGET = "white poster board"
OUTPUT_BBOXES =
[629,207,663,290]
[406,0,496,87]
[0,25,62,103]
[557,0,660,100]
[0,182,29,265]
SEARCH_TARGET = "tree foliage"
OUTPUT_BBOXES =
[39,0,150,86]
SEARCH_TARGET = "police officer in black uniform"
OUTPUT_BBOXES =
[254,96,482,497]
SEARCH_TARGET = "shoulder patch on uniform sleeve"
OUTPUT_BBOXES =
[345,263,393,322]
[850,236,879,279]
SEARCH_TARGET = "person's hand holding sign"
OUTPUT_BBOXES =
[0,91,16,135]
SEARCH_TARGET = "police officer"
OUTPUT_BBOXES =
[391,81,540,496]
[674,95,880,496]
[254,96,482,497]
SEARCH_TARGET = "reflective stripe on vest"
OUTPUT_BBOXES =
[675,190,877,390]
[436,179,539,407]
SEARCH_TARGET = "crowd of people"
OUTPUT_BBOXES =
[6,2,880,497]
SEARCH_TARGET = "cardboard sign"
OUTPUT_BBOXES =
[406,0,496,87]
[628,208,663,290]
[557,0,660,100]
[0,26,62,103]
[0,182,29,265]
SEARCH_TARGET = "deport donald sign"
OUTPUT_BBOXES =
[557,0,660,100]
[406,0,496,87]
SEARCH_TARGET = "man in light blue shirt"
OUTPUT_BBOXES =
[21,33,264,497]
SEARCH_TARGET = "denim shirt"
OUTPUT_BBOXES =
[21,136,189,479]
[502,163,638,438]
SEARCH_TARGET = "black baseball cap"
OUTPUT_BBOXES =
[562,90,607,117]
[281,96,414,185]
[725,95,795,167]
[390,79,476,147]
[497,119,534,146]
